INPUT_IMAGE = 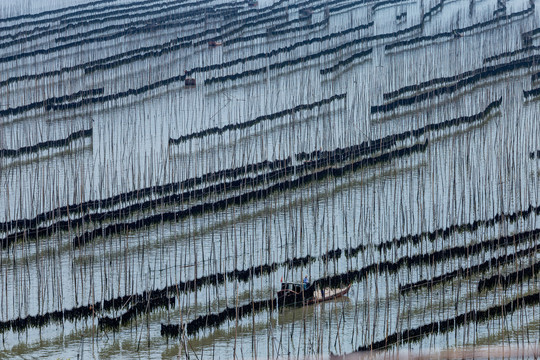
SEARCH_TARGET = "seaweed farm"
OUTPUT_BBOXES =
[1,0,540,358]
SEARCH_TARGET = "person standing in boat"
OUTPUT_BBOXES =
[303,275,309,289]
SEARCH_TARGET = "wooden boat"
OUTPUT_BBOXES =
[311,284,352,304]
[299,8,313,19]
[208,40,222,47]
[184,70,196,87]
[277,282,351,307]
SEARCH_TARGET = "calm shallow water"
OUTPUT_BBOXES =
[1,0,540,358]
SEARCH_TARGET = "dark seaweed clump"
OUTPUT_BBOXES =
[530,150,540,159]
[2,97,499,249]
[72,140,429,247]
[477,259,540,292]
[0,157,291,234]
[400,242,540,294]
[373,53,535,113]
[357,291,540,351]
[169,94,346,144]
[384,5,534,52]
[0,128,92,158]
[320,48,373,75]
[382,54,540,102]
[185,299,277,336]
[98,296,175,330]
[0,88,103,117]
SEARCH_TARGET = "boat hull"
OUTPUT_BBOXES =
[277,284,351,307]
[308,284,351,304]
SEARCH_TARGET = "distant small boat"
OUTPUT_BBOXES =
[184,70,196,87]
[277,282,351,307]
[208,40,222,47]
[247,0,258,7]
[396,11,407,23]
[299,8,313,19]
